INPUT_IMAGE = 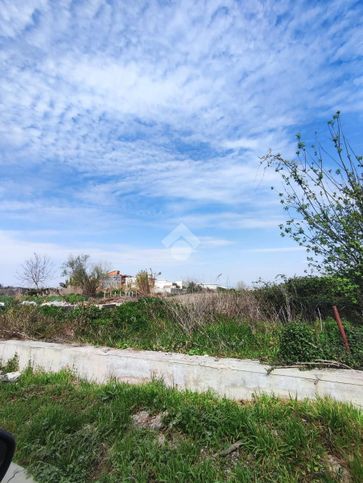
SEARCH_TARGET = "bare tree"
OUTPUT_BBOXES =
[20,253,54,289]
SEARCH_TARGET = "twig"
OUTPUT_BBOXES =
[216,441,243,457]
[314,359,353,369]
[266,359,353,374]
[0,330,30,340]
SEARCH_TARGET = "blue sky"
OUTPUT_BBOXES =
[1,0,363,286]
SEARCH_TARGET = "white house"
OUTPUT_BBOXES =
[200,283,224,290]
[153,280,182,294]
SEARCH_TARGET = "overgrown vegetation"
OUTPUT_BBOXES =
[0,354,19,373]
[0,298,280,362]
[0,370,361,482]
[1,272,361,321]
[255,274,362,323]
[1,293,362,368]
[279,320,363,368]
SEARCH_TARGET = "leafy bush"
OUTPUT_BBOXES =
[69,305,102,322]
[111,302,149,331]
[279,320,363,368]
[0,295,13,305]
[109,298,166,329]
[255,275,362,323]
[0,354,19,373]
[320,319,363,368]
[63,294,88,304]
[279,323,320,363]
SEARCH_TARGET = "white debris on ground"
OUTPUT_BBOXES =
[0,371,21,382]
[1,296,137,310]
[40,301,74,308]
[95,303,117,309]
[325,454,351,483]
[131,410,168,430]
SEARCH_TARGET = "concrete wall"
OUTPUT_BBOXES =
[1,340,362,407]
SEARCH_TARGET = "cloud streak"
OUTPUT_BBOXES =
[0,0,362,283]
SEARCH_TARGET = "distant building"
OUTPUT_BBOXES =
[153,279,182,294]
[199,283,225,290]
[175,280,188,289]
[101,272,225,294]
[124,276,136,288]
[102,270,133,290]
[152,280,225,294]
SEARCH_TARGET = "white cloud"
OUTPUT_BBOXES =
[1,0,362,191]
[222,138,261,151]
[0,0,47,38]
[243,246,306,254]
[0,0,361,283]
[199,236,235,247]
[180,211,284,230]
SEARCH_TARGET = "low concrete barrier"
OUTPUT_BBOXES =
[1,340,362,407]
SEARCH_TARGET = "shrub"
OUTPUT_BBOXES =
[111,298,165,326]
[320,319,363,368]
[0,295,14,306]
[279,323,320,363]
[111,301,149,331]
[255,275,362,323]
[0,354,19,373]
[64,294,88,304]
[70,305,101,322]
[279,320,363,368]
[38,305,66,319]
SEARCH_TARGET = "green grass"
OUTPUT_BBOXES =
[0,370,362,482]
[0,300,281,362]
[86,315,279,362]
[0,354,19,373]
[1,293,89,305]
[0,294,13,305]
[1,298,362,367]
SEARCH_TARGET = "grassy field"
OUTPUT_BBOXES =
[0,299,279,360]
[1,296,362,368]
[0,369,362,482]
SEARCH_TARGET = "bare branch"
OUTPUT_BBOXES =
[19,253,54,289]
